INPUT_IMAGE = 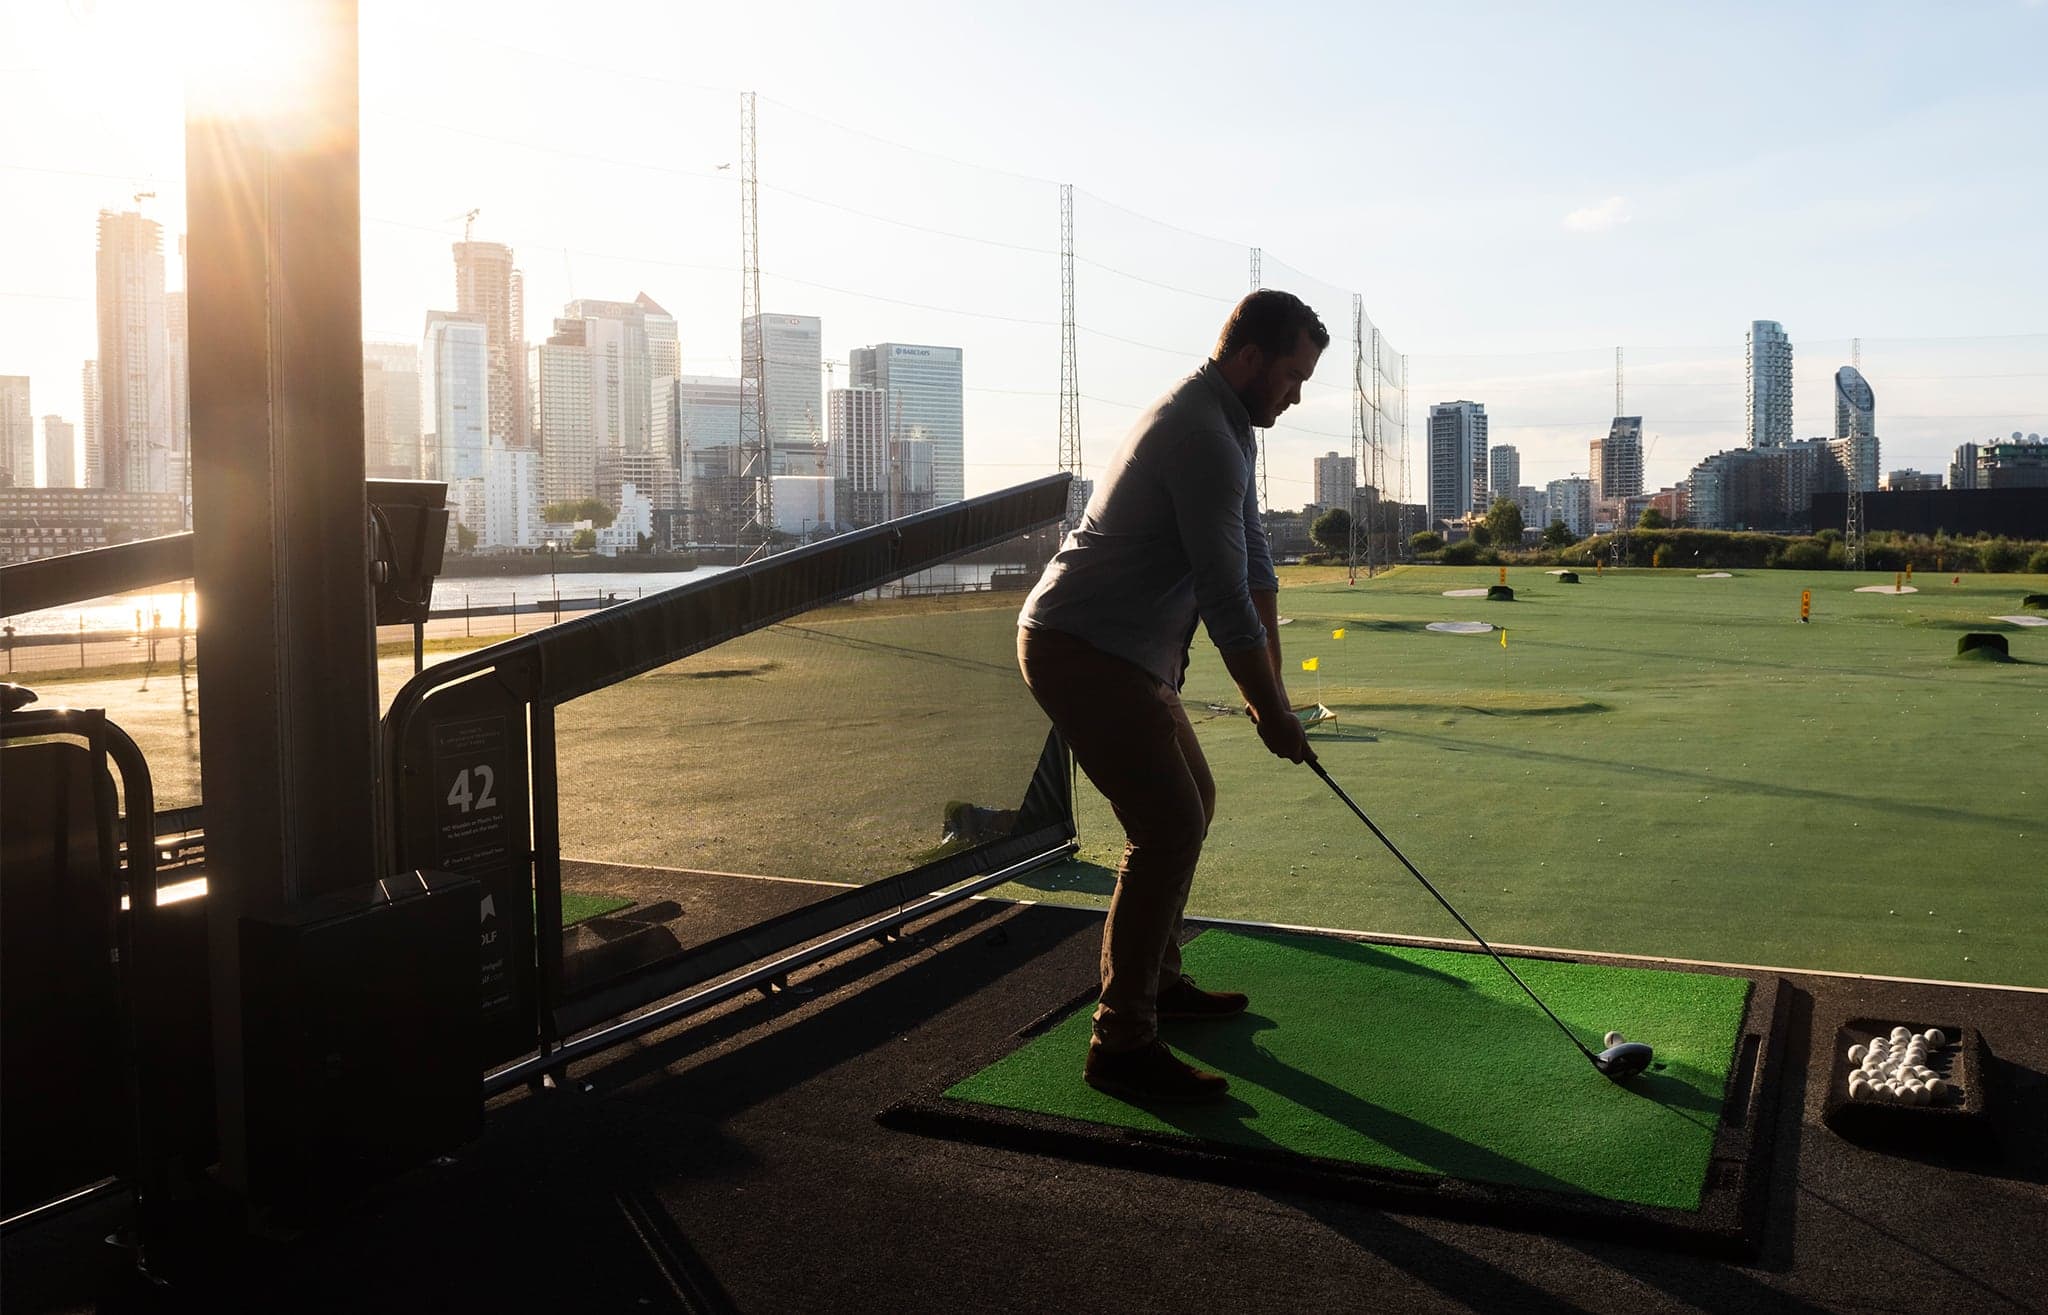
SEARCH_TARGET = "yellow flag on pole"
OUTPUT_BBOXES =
[1332,628,1346,639]
[1499,627,1507,649]
[1301,657,1319,672]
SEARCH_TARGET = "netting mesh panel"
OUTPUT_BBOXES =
[550,529,1056,922]
[1260,256,1364,513]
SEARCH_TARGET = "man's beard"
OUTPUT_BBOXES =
[1236,369,1285,426]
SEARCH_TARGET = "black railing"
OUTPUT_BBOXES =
[0,534,194,617]
[381,475,1076,1083]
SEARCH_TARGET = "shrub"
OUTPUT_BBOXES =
[1485,498,1526,546]
[1410,531,1444,555]
[1652,545,1672,568]
[1816,528,1842,544]
[2028,549,2048,575]
[1310,508,1352,556]
[1441,539,1482,565]
[1982,540,2024,573]
[1778,540,1828,570]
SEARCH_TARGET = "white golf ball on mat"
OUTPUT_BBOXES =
[1924,1028,1947,1046]
[1849,1043,1866,1063]
[1603,1030,1624,1048]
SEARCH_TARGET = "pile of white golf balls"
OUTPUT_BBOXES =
[1846,1026,1956,1106]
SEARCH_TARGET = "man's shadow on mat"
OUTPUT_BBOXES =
[1189,932,1733,1125]
[1147,1013,1589,1198]
[1210,928,1477,990]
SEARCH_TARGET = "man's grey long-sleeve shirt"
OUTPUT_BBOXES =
[1020,361,1277,688]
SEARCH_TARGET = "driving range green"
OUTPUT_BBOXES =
[999,565,2048,987]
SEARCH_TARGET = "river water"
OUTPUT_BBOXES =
[4,561,1006,636]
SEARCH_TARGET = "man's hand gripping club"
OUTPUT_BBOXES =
[1223,644,1316,764]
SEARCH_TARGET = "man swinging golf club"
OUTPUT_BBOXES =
[1018,289,1326,1104]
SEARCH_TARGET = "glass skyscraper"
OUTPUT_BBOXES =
[1746,320,1793,449]
[1427,400,1488,525]
[850,343,964,504]
[94,209,171,493]
[743,313,823,476]
[1834,365,1878,492]
[422,311,488,483]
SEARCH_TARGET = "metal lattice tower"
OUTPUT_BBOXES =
[1616,346,1624,416]
[1349,294,1365,582]
[1373,326,1387,573]
[1249,248,1268,524]
[1845,485,1865,570]
[736,91,773,563]
[1399,354,1410,507]
[1057,184,1083,526]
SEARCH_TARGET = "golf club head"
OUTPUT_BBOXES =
[1595,1041,1654,1082]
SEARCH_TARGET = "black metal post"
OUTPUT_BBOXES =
[529,700,564,1065]
[185,0,379,1193]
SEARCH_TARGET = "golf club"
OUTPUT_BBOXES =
[1308,759,1654,1083]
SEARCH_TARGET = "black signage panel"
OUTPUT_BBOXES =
[399,675,536,1064]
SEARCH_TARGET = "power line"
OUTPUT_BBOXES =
[1074,256,1234,304]
[764,272,1055,327]
[762,181,1053,256]
[0,161,173,183]
[371,112,735,187]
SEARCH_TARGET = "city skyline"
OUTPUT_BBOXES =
[3,2,2045,501]
[12,211,2037,520]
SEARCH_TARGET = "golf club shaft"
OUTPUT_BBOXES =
[1309,760,1598,1063]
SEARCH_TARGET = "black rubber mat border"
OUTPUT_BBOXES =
[881,931,1791,1259]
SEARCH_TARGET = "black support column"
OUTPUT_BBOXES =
[185,0,381,1194]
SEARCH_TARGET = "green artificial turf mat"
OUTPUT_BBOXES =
[944,929,1752,1211]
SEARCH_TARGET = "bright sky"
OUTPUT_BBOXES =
[3,0,2044,498]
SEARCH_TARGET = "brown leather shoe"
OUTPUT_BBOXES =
[1084,1040,1229,1104]
[1157,974,1249,1021]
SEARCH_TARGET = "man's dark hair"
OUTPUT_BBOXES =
[1212,289,1330,362]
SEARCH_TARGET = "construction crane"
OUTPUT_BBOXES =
[442,208,480,242]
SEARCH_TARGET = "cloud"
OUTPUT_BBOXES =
[1563,196,1631,233]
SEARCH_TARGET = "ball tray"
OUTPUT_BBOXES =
[1821,1017,1990,1149]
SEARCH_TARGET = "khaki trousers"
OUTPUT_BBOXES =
[1017,625,1216,1052]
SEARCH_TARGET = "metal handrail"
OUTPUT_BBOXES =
[382,475,1073,1078]
[0,703,159,1232]
[0,534,194,617]
[380,474,1071,756]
